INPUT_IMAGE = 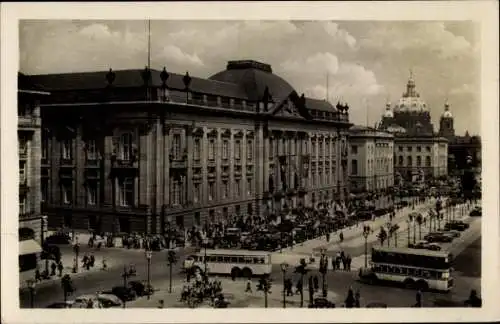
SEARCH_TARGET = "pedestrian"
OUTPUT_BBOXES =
[345,287,355,308]
[245,278,252,293]
[313,276,319,292]
[90,253,95,268]
[157,300,164,309]
[286,279,294,296]
[50,262,57,276]
[82,254,88,269]
[415,289,422,307]
[296,279,303,295]
[35,268,42,282]
[347,255,352,271]
[355,289,361,308]
[102,258,107,270]
[57,261,64,277]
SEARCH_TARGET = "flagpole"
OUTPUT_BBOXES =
[147,19,151,69]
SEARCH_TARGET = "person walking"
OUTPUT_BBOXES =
[57,261,64,277]
[355,289,361,308]
[245,277,252,293]
[50,262,57,276]
[345,287,355,308]
[415,289,422,307]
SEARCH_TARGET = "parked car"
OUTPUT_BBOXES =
[45,301,74,308]
[96,294,123,308]
[424,232,453,243]
[408,240,431,249]
[105,286,137,302]
[444,220,470,231]
[128,281,153,297]
[470,207,481,217]
[443,230,461,238]
[427,243,442,251]
[308,297,336,308]
[45,232,71,245]
[72,295,103,308]
[41,244,61,261]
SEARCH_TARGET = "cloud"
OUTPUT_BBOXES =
[159,45,204,67]
[321,21,357,49]
[281,52,339,75]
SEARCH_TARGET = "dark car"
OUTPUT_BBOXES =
[128,281,153,297]
[308,298,335,308]
[45,233,71,245]
[41,244,61,261]
[444,221,469,231]
[470,207,482,217]
[105,286,137,302]
[424,233,452,243]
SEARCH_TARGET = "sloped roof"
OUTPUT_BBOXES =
[27,69,248,99]
[304,98,337,112]
[209,60,295,102]
[18,72,48,92]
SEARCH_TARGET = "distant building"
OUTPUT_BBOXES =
[378,72,448,184]
[25,60,352,235]
[18,73,50,271]
[437,101,481,175]
[348,126,394,210]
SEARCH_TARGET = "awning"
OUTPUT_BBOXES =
[19,239,42,255]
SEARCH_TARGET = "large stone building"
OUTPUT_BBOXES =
[27,60,352,235]
[378,72,448,184]
[437,101,482,176]
[18,73,49,271]
[348,125,394,210]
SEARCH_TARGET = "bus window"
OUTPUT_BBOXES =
[217,256,224,262]
[422,270,430,278]
[245,257,253,264]
[230,257,238,263]
[407,268,415,276]
[400,267,407,275]
[253,257,260,264]
[223,257,230,263]
[414,269,422,277]
[393,267,401,274]
[210,256,217,262]
[237,257,244,263]
[259,258,265,264]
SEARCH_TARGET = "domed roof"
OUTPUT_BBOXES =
[383,102,394,118]
[394,71,428,113]
[209,60,296,102]
[442,102,453,118]
[386,125,407,134]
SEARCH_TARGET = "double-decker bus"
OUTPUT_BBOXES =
[359,246,454,292]
[184,249,272,278]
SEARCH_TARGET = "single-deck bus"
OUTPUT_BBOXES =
[359,246,454,292]
[185,249,272,278]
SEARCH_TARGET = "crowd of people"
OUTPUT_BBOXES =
[180,270,227,308]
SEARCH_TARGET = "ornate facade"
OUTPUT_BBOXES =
[28,60,352,234]
[18,73,49,271]
[378,73,448,183]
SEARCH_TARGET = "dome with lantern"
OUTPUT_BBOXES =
[383,102,394,118]
[394,71,428,113]
[442,101,453,118]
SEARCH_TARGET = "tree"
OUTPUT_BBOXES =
[377,227,387,247]
[256,274,272,308]
[167,250,177,293]
[416,214,423,240]
[294,259,309,308]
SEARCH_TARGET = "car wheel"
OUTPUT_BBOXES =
[231,267,241,278]
[242,268,253,279]
[403,278,415,289]
[416,280,429,291]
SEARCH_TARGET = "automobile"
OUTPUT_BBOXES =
[72,295,103,308]
[41,244,61,261]
[45,232,71,245]
[96,294,123,308]
[424,232,453,243]
[105,286,137,302]
[128,280,154,297]
[308,298,336,308]
[408,240,431,249]
[427,243,442,251]
[443,230,461,238]
[470,207,482,217]
[444,221,469,231]
[45,301,74,308]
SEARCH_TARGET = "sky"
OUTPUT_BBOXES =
[19,20,481,135]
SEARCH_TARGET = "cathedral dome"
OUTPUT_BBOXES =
[394,71,428,113]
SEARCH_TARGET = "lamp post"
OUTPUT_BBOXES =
[41,215,49,275]
[202,237,208,275]
[145,250,152,300]
[121,265,131,308]
[406,219,411,247]
[26,279,36,308]
[73,238,80,273]
[280,262,289,308]
[362,225,370,268]
[386,221,392,247]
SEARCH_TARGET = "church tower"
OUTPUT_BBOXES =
[439,100,455,139]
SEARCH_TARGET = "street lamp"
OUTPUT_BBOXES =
[26,279,36,308]
[362,225,371,268]
[145,250,152,300]
[280,262,289,308]
[73,238,80,273]
[202,237,208,275]
[386,221,392,247]
[41,215,49,275]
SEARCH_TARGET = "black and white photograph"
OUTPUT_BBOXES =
[1,2,499,323]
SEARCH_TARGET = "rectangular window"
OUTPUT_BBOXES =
[41,178,48,203]
[193,183,200,203]
[86,139,97,160]
[399,156,404,166]
[247,139,253,160]
[417,146,422,152]
[87,181,97,205]
[62,139,72,160]
[312,141,317,156]
[407,156,412,167]
[41,136,48,160]
[119,178,134,207]
[247,203,253,216]
[235,140,241,160]
[235,205,241,216]
[398,146,403,152]
[19,135,27,156]
[222,180,229,199]
[247,178,253,195]
[407,146,412,152]
[19,195,27,215]
[325,141,330,156]
[417,156,422,167]
[19,161,26,184]
[426,156,431,167]
[269,138,274,159]
[351,160,358,175]
[426,146,431,152]
[222,140,229,160]
[172,180,181,205]
[120,133,132,161]
[194,138,201,160]
[208,181,215,201]
[235,179,241,197]
[173,134,181,160]
[351,145,358,154]
[62,182,73,204]
[208,139,215,160]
